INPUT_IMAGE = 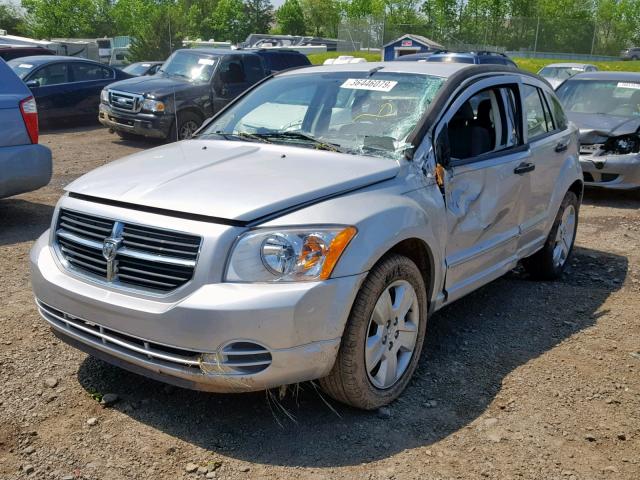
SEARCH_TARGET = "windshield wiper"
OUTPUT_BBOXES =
[254,132,344,152]
[199,131,272,144]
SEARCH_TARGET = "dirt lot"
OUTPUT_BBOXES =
[1,125,639,480]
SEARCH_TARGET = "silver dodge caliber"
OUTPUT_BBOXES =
[31,63,583,409]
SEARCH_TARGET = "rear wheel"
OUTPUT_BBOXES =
[319,254,427,410]
[523,191,579,280]
[167,111,202,142]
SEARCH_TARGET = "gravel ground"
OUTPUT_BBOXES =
[1,125,639,480]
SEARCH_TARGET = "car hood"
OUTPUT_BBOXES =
[567,112,640,144]
[105,74,198,97]
[65,140,400,223]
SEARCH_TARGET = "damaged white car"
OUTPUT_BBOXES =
[556,72,640,189]
[31,63,583,409]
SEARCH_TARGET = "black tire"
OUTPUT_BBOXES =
[167,111,203,142]
[115,131,140,141]
[522,191,579,280]
[319,254,428,410]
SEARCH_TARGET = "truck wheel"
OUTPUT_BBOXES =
[168,112,202,142]
[522,191,579,280]
[319,254,427,410]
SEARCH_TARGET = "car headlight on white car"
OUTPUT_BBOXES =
[142,98,165,113]
[226,226,357,282]
[100,89,109,103]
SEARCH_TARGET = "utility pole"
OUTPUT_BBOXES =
[590,22,597,55]
[533,16,540,54]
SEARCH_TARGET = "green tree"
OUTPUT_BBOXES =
[275,0,306,35]
[245,0,274,35]
[301,0,340,37]
[211,0,248,43]
[127,3,183,62]
[111,0,158,37]
[179,0,219,40]
[0,3,27,35]
[21,0,108,38]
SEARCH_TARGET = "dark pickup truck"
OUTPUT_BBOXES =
[98,48,310,141]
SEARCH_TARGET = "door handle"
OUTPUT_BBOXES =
[514,162,535,175]
[555,142,568,153]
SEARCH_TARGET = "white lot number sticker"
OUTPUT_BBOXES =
[198,58,215,66]
[19,63,33,69]
[341,78,398,92]
[617,82,640,90]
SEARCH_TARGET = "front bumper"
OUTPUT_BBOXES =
[98,103,172,139]
[0,144,52,198]
[579,153,640,190]
[30,232,364,392]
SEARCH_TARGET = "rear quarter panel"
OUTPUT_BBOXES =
[0,59,32,147]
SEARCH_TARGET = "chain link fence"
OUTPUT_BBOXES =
[338,15,626,60]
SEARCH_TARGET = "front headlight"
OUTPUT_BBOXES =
[100,89,109,103]
[226,226,357,282]
[142,98,165,113]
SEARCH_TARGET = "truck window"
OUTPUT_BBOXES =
[219,59,246,84]
[243,56,264,84]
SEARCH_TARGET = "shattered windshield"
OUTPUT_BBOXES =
[200,71,445,160]
[557,79,640,117]
[159,50,218,82]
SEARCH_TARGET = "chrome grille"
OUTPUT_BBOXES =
[108,90,143,112]
[55,208,201,293]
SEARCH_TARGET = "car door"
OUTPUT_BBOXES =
[25,62,71,122]
[69,62,115,117]
[517,81,574,252]
[434,77,531,302]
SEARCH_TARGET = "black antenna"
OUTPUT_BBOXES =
[168,14,178,141]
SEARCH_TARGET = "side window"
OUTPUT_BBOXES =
[218,58,246,85]
[71,63,113,81]
[548,93,568,130]
[30,63,69,86]
[242,55,264,84]
[522,84,554,140]
[447,87,516,161]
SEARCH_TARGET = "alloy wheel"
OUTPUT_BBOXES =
[365,280,420,389]
[553,204,576,268]
[179,120,199,140]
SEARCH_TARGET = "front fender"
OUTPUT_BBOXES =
[260,179,447,305]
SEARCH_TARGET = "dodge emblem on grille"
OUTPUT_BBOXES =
[102,236,122,281]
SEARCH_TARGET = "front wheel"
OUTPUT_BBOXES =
[167,111,203,142]
[522,191,579,280]
[319,254,427,410]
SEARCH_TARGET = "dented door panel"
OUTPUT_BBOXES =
[443,150,530,302]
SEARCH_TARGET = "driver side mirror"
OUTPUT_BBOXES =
[26,80,40,88]
[435,124,451,168]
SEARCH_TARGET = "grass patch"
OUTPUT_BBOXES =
[308,51,381,65]
[307,51,640,73]
[513,57,640,73]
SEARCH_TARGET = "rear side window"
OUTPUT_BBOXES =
[71,63,113,81]
[522,84,554,140]
[30,63,69,86]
